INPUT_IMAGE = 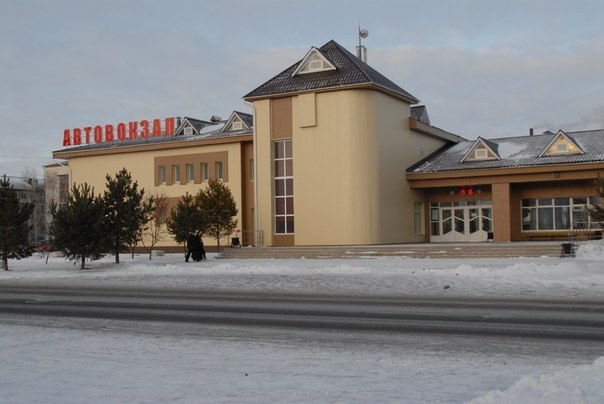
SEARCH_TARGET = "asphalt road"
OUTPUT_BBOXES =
[1,285,604,340]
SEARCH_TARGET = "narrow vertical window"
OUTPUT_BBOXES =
[172,165,180,183]
[186,164,194,183]
[249,159,255,180]
[274,140,293,234]
[159,166,167,184]
[215,161,223,180]
[200,163,208,181]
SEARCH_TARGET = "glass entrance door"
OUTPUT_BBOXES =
[430,201,492,242]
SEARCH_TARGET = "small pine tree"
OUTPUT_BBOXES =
[103,169,154,263]
[49,183,106,270]
[196,179,238,253]
[0,176,34,270]
[167,193,205,254]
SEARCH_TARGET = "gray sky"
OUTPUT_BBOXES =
[2,0,603,179]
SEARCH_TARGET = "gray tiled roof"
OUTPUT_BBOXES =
[410,105,430,125]
[244,40,419,103]
[234,111,253,128]
[408,129,604,173]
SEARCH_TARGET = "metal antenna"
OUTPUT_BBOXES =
[356,26,369,63]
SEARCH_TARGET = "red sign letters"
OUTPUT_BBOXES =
[63,117,175,147]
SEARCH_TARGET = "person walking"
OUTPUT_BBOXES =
[192,231,203,262]
[185,231,196,262]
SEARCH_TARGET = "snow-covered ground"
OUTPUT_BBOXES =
[2,241,604,403]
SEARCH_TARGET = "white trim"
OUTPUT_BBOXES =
[291,47,336,76]
[460,137,500,162]
[176,118,197,135]
[539,130,585,157]
[222,112,250,132]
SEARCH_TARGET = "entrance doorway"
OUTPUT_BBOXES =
[430,201,493,242]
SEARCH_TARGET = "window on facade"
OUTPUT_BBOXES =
[186,164,194,183]
[231,121,243,131]
[172,165,180,183]
[159,166,167,184]
[215,161,223,180]
[274,140,294,234]
[184,126,193,135]
[521,197,599,231]
[200,163,208,181]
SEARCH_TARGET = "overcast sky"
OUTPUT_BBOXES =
[2,0,603,179]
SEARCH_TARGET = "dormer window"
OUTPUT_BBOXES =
[540,130,584,157]
[184,127,193,135]
[556,142,568,153]
[474,149,488,159]
[460,137,501,163]
[221,112,251,133]
[292,48,336,76]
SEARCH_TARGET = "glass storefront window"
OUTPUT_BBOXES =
[521,196,598,231]
[555,207,570,230]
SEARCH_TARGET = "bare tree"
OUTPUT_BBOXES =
[141,193,170,260]
[21,168,46,243]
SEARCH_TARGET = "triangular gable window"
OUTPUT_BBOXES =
[222,113,249,132]
[460,138,500,162]
[176,119,196,136]
[539,130,584,157]
[292,48,336,76]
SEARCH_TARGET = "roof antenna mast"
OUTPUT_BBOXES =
[357,24,369,63]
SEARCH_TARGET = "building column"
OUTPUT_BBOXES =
[492,182,512,242]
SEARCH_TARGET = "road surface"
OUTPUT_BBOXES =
[2,284,604,340]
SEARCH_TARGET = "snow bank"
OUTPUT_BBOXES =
[3,242,604,300]
[469,357,604,404]
[576,240,604,259]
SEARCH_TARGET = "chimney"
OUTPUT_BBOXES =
[529,128,534,136]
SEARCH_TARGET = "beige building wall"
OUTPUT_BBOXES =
[253,89,449,246]
[66,142,245,248]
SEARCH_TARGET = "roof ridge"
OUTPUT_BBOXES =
[329,40,420,103]
[322,40,372,83]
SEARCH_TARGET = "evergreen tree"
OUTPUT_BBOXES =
[167,193,205,253]
[195,179,238,253]
[49,183,106,270]
[0,176,34,270]
[588,174,604,225]
[103,169,154,263]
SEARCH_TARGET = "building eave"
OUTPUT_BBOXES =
[406,161,604,188]
[408,117,465,143]
[244,82,419,104]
